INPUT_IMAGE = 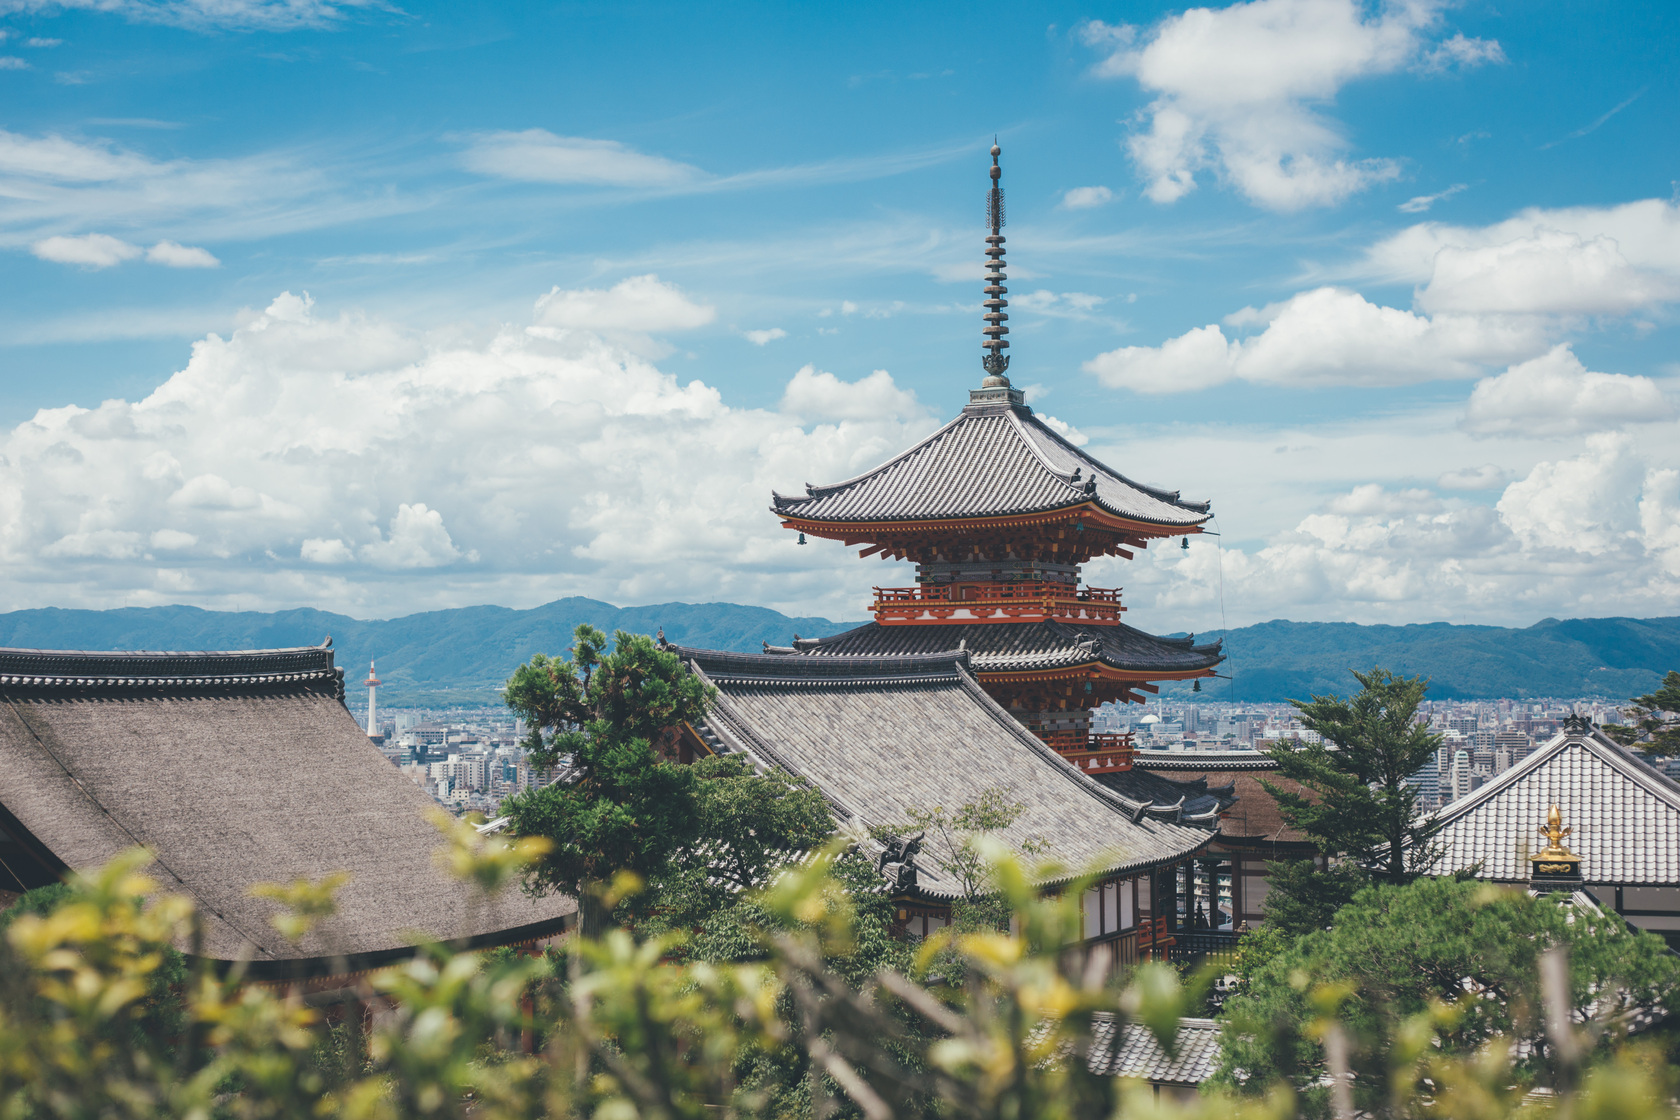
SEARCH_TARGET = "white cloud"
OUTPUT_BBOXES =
[532,274,714,334]
[1463,345,1674,438]
[0,0,380,31]
[30,231,141,267]
[1083,0,1496,210]
[0,56,27,69]
[0,291,938,620]
[778,365,925,424]
[458,130,700,187]
[743,327,787,346]
[1398,182,1465,213]
[146,239,219,267]
[1416,230,1678,317]
[25,36,61,46]
[1085,286,1546,393]
[1061,185,1113,209]
[1121,434,1680,626]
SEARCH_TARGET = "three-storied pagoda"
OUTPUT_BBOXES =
[770,146,1223,775]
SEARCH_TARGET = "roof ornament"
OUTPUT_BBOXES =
[981,141,1011,387]
[1532,803,1583,878]
[877,831,924,892]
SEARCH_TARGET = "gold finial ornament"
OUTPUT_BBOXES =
[1532,803,1582,875]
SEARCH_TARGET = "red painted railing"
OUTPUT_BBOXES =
[1037,730,1134,773]
[871,581,1124,626]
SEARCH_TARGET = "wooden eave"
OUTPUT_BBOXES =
[779,502,1204,544]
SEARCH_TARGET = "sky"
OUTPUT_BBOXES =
[0,0,1676,632]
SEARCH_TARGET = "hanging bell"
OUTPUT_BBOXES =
[1180,536,1189,550]
[798,533,807,546]
[1192,679,1202,693]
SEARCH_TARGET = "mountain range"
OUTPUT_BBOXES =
[0,600,1675,705]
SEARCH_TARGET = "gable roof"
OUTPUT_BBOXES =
[770,399,1211,529]
[780,620,1223,678]
[0,644,573,975]
[1427,725,1680,885]
[669,645,1211,899]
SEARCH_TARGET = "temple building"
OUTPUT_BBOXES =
[1426,718,1680,948]
[666,145,1233,955]
[769,145,1223,777]
[0,642,573,978]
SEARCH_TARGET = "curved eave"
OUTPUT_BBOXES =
[978,660,1220,685]
[774,500,1209,540]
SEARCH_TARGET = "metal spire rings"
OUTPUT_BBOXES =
[982,143,1010,385]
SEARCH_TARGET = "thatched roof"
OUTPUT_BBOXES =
[0,643,572,976]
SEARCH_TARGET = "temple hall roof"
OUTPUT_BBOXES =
[1129,747,1314,846]
[0,644,573,974]
[668,645,1212,899]
[770,400,1211,529]
[776,620,1223,677]
[1087,1015,1223,1085]
[1427,724,1680,886]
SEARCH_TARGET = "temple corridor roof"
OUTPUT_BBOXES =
[670,646,1212,899]
[776,619,1223,677]
[771,399,1211,529]
[0,644,573,973]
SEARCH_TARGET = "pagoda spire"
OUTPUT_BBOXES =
[982,142,1010,386]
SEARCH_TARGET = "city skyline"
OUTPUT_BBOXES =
[0,1,1676,633]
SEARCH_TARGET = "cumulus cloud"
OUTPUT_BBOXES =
[458,130,700,187]
[1438,464,1508,491]
[0,291,938,619]
[1061,185,1113,209]
[1121,435,1680,626]
[1082,0,1497,210]
[1463,346,1674,437]
[145,239,219,267]
[1084,286,1545,393]
[743,327,787,346]
[532,274,715,333]
[31,231,224,269]
[30,232,141,267]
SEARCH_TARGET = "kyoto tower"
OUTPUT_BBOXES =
[363,659,381,739]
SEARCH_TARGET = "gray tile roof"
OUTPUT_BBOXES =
[1095,769,1233,825]
[1133,748,1279,772]
[780,620,1223,676]
[0,645,573,973]
[1087,1015,1223,1084]
[770,401,1211,528]
[670,646,1212,899]
[1428,727,1680,885]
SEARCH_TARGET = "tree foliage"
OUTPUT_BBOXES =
[1254,859,1367,937]
[1264,666,1443,884]
[1604,669,1680,756]
[500,625,715,934]
[1217,875,1680,1116]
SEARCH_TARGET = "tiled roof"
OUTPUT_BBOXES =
[1094,769,1233,825]
[1428,727,1680,885]
[770,400,1211,528]
[0,644,344,700]
[781,620,1223,676]
[670,646,1212,899]
[1133,748,1278,772]
[0,645,573,973]
[1087,1015,1223,1084]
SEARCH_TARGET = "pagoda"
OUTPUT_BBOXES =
[770,144,1223,776]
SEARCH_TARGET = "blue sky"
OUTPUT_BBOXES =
[0,0,1677,631]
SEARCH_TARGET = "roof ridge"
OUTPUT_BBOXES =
[1014,410,1209,513]
[771,412,967,503]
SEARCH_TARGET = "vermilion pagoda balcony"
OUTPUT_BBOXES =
[871,581,1124,627]
[1037,730,1134,774]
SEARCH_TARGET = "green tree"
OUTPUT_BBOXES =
[501,625,714,936]
[1263,666,1443,886]
[1604,669,1680,755]
[1216,875,1680,1115]
[1254,859,1366,938]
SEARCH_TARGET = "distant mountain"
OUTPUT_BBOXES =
[1,602,1676,704]
[0,598,867,707]
[1172,616,1680,702]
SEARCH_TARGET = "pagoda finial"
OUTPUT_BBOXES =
[981,141,1010,386]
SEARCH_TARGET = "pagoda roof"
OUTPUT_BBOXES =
[770,398,1211,529]
[774,619,1223,678]
[1425,724,1680,886]
[0,643,573,975]
[667,645,1212,900]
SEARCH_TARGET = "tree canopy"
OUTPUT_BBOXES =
[1218,875,1680,1114]
[1604,669,1680,755]
[1264,666,1442,885]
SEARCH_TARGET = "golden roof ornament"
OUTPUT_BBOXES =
[1532,803,1583,877]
